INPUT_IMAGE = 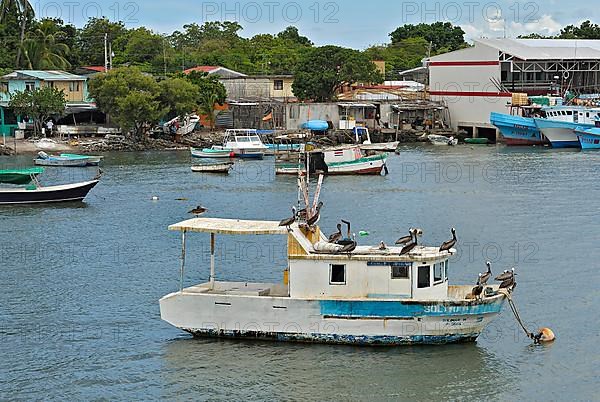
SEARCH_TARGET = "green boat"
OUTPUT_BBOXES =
[0,167,44,185]
[464,138,490,145]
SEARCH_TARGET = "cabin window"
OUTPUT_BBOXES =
[566,111,572,115]
[273,79,284,90]
[69,81,80,92]
[25,81,35,91]
[0,82,8,93]
[391,265,409,279]
[443,261,448,281]
[434,263,443,284]
[417,266,430,288]
[330,264,346,285]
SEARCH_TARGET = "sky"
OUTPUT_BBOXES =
[33,0,599,48]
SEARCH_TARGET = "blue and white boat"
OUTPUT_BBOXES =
[533,106,600,148]
[490,112,545,146]
[575,127,600,150]
[160,191,514,345]
[223,129,268,159]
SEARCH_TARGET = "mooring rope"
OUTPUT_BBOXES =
[499,290,535,341]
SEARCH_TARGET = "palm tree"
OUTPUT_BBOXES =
[22,27,71,69]
[198,92,218,129]
[0,0,34,67]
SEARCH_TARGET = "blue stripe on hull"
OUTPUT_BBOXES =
[185,328,481,345]
[550,140,581,148]
[319,299,504,318]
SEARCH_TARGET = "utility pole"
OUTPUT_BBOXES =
[163,39,167,76]
[104,33,108,72]
[109,42,113,70]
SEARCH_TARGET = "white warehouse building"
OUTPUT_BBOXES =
[426,38,600,141]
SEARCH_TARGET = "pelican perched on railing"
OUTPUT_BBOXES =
[399,229,418,256]
[328,223,343,243]
[395,228,414,246]
[279,206,297,228]
[478,262,493,286]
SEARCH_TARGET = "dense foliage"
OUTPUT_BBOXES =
[8,86,66,134]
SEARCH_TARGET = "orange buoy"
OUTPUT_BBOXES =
[535,327,556,343]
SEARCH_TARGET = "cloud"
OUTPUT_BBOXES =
[510,14,563,36]
[462,14,563,40]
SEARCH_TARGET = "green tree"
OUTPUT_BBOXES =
[89,67,166,141]
[365,37,429,78]
[8,86,65,135]
[277,26,313,46]
[390,22,467,53]
[0,0,34,67]
[116,27,164,66]
[293,46,383,102]
[77,17,127,66]
[558,20,600,39]
[21,25,71,69]
[159,77,198,119]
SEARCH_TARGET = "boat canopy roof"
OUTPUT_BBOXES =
[169,218,288,235]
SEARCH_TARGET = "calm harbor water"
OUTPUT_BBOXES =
[1,145,598,400]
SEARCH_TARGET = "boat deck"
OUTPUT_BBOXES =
[181,282,499,301]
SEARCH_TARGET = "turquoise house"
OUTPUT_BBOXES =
[0,70,92,136]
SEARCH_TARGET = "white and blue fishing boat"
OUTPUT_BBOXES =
[533,106,600,148]
[574,127,600,150]
[223,129,268,159]
[34,152,89,167]
[490,112,545,146]
[190,146,233,159]
[160,182,514,345]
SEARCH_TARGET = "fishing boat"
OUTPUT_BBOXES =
[223,129,268,159]
[574,127,600,150]
[34,152,89,167]
[490,112,546,146]
[464,138,489,145]
[59,153,104,166]
[163,114,201,136]
[276,146,387,176]
[160,181,513,345]
[428,134,458,146]
[0,167,44,185]
[190,147,233,159]
[191,162,234,174]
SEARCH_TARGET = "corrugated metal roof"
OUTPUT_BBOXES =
[2,70,85,81]
[475,38,600,60]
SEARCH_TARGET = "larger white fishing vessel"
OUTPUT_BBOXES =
[160,178,514,345]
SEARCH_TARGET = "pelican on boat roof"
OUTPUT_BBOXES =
[160,212,513,345]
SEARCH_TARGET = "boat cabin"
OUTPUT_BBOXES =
[168,218,453,301]
[223,129,265,147]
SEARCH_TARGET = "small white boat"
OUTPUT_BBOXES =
[190,147,233,159]
[164,114,200,136]
[354,127,399,152]
[223,129,268,159]
[428,134,458,146]
[191,162,234,174]
[59,154,104,166]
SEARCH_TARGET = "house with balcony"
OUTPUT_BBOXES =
[0,70,95,136]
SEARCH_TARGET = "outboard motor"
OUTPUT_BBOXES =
[37,151,49,159]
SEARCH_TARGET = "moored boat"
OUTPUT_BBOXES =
[190,147,233,159]
[0,179,99,204]
[34,152,89,167]
[191,162,234,174]
[490,112,546,146]
[59,153,104,166]
[276,146,387,176]
[223,129,268,159]
[575,127,600,150]
[533,118,582,148]
[464,138,489,145]
[160,196,512,345]
[428,134,458,146]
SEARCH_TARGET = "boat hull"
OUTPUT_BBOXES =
[576,129,600,149]
[191,148,233,158]
[191,163,233,174]
[160,288,506,345]
[533,119,583,148]
[34,158,88,167]
[276,155,387,176]
[0,180,99,205]
[490,112,546,146]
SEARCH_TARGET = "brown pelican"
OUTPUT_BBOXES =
[328,223,343,243]
[478,262,492,286]
[279,207,297,228]
[188,205,208,216]
[439,228,457,252]
[495,268,516,282]
[499,274,516,290]
[378,241,387,250]
[400,229,418,256]
[339,234,357,253]
[395,228,414,245]
[307,202,324,226]
[471,284,484,299]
